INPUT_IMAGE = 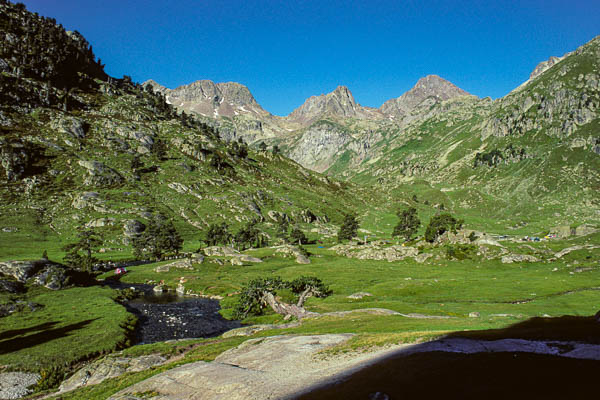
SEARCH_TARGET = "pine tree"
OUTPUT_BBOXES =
[337,213,359,242]
[132,214,183,260]
[62,227,103,272]
[204,222,231,247]
[392,207,421,241]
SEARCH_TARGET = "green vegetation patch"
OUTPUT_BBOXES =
[0,286,134,371]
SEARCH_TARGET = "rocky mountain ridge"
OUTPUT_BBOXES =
[148,74,474,125]
[144,79,270,119]
[380,74,474,118]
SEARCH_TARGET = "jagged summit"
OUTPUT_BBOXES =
[143,79,270,118]
[287,85,383,125]
[380,75,473,118]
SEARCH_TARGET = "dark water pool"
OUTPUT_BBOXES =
[102,281,241,344]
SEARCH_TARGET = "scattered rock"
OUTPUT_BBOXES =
[85,218,115,228]
[230,258,243,266]
[414,253,433,263]
[71,191,100,209]
[554,245,600,259]
[275,245,311,264]
[78,160,123,186]
[239,255,262,263]
[469,312,480,318]
[203,246,240,257]
[474,237,503,247]
[347,292,373,299]
[501,254,540,264]
[191,253,205,263]
[295,254,311,264]
[153,285,168,293]
[1,227,17,233]
[154,258,195,273]
[331,243,418,262]
[0,372,40,400]
[51,115,86,139]
[0,279,25,294]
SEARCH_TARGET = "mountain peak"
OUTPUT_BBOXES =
[145,79,269,118]
[287,85,380,125]
[380,75,472,117]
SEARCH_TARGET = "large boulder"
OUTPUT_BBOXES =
[32,264,70,290]
[275,245,311,264]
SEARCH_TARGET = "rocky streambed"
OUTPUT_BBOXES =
[103,281,241,344]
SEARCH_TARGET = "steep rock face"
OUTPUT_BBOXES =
[380,75,473,118]
[287,86,383,125]
[144,79,269,119]
[288,122,354,172]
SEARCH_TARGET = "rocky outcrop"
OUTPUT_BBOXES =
[380,75,473,118]
[203,246,240,257]
[110,334,373,400]
[275,245,311,264]
[501,254,540,264]
[287,121,360,172]
[331,243,419,262]
[58,354,167,393]
[0,259,70,290]
[78,160,123,187]
[0,141,31,181]
[50,115,86,139]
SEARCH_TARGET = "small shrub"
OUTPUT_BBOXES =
[444,244,476,260]
[36,365,66,391]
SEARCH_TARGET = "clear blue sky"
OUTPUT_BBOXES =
[21,0,600,116]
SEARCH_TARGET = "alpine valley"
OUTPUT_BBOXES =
[0,2,599,400]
